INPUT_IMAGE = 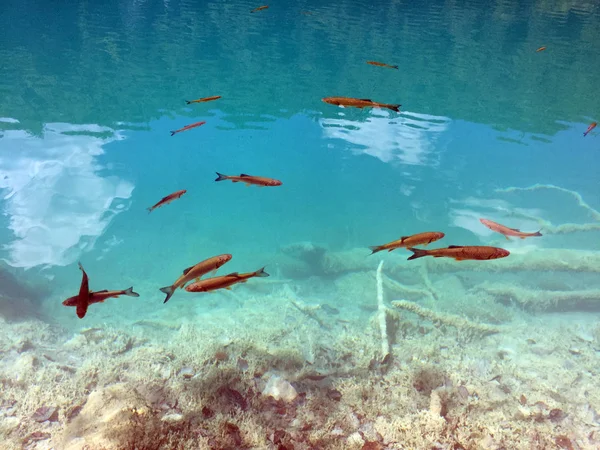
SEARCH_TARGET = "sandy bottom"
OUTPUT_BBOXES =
[1,259,599,450]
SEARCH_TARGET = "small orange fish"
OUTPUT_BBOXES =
[251,5,268,13]
[322,97,400,112]
[407,245,510,261]
[63,287,139,307]
[170,120,206,136]
[185,267,269,293]
[76,262,90,319]
[480,218,542,240]
[369,231,445,254]
[584,122,597,137]
[215,172,282,187]
[147,190,187,213]
[185,96,221,105]
[367,61,399,70]
[536,46,546,52]
[160,254,233,303]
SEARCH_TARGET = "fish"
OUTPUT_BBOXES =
[322,97,400,112]
[76,262,90,319]
[147,190,187,213]
[368,231,445,254]
[214,172,282,187]
[251,5,268,13]
[185,96,221,105]
[170,120,206,136]
[185,267,269,293]
[584,122,597,137]
[63,287,139,307]
[479,218,542,240]
[367,60,399,70]
[160,254,233,303]
[536,46,546,52]
[406,245,510,261]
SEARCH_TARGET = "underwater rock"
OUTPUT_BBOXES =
[32,405,58,422]
[262,374,298,402]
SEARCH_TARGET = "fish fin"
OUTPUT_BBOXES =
[392,65,399,69]
[360,98,373,102]
[146,207,153,214]
[185,100,192,104]
[453,257,466,261]
[255,267,270,277]
[215,172,228,182]
[194,277,201,282]
[224,286,232,290]
[368,246,382,255]
[94,290,108,293]
[224,272,240,277]
[124,287,140,297]
[240,173,251,177]
[388,104,401,112]
[407,247,429,260]
[533,230,543,237]
[170,131,176,136]
[210,269,217,276]
[447,245,464,249]
[504,235,511,241]
[160,286,175,303]
[183,266,194,275]
[245,183,251,187]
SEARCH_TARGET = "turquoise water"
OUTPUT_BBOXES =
[0,0,600,447]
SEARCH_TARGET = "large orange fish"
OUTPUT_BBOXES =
[185,96,221,105]
[369,231,445,254]
[185,267,269,293]
[406,245,510,261]
[76,262,90,319]
[251,5,268,13]
[479,218,542,240]
[160,254,233,303]
[322,97,400,112]
[63,287,139,307]
[367,61,398,70]
[215,172,282,187]
[147,190,187,213]
[584,122,597,137]
[170,120,206,136]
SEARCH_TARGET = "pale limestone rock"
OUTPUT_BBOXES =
[262,375,298,402]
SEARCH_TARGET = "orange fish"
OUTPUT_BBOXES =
[76,262,90,319]
[63,287,139,307]
[147,189,187,213]
[251,5,268,13]
[185,96,221,105]
[170,120,206,136]
[479,218,542,240]
[322,97,400,112]
[185,267,269,293]
[584,122,597,137]
[536,46,546,52]
[215,172,282,187]
[369,231,445,254]
[367,61,399,70]
[160,254,233,303]
[406,245,510,261]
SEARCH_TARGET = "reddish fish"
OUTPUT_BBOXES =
[480,218,542,240]
[322,96,400,112]
[215,172,282,187]
[185,96,221,105]
[76,262,90,319]
[584,122,597,137]
[185,267,269,293]
[406,245,510,261]
[147,190,186,213]
[170,121,206,136]
[251,5,268,12]
[369,231,445,254]
[63,287,139,307]
[536,46,546,52]
[160,254,233,303]
[367,60,399,70]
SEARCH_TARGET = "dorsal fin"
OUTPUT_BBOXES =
[508,227,521,232]
[224,272,239,277]
[448,245,464,248]
[239,173,250,177]
[360,98,373,102]
[183,266,194,275]
[95,289,109,293]
[400,236,408,241]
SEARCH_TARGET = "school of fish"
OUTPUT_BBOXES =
[62,5,595,319]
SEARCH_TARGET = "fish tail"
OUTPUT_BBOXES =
[255,267,270,277]
[185,100,191,105]
[392,65,399,69]
[407,247,429,260]
[170,130,177,136]
[124,287,140,297]
[146,207,153,214]
[388,104,401,112]
[534,230,543,237]
[215,172,228,182]
[160,285,175,303]
[368,246,383,255]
